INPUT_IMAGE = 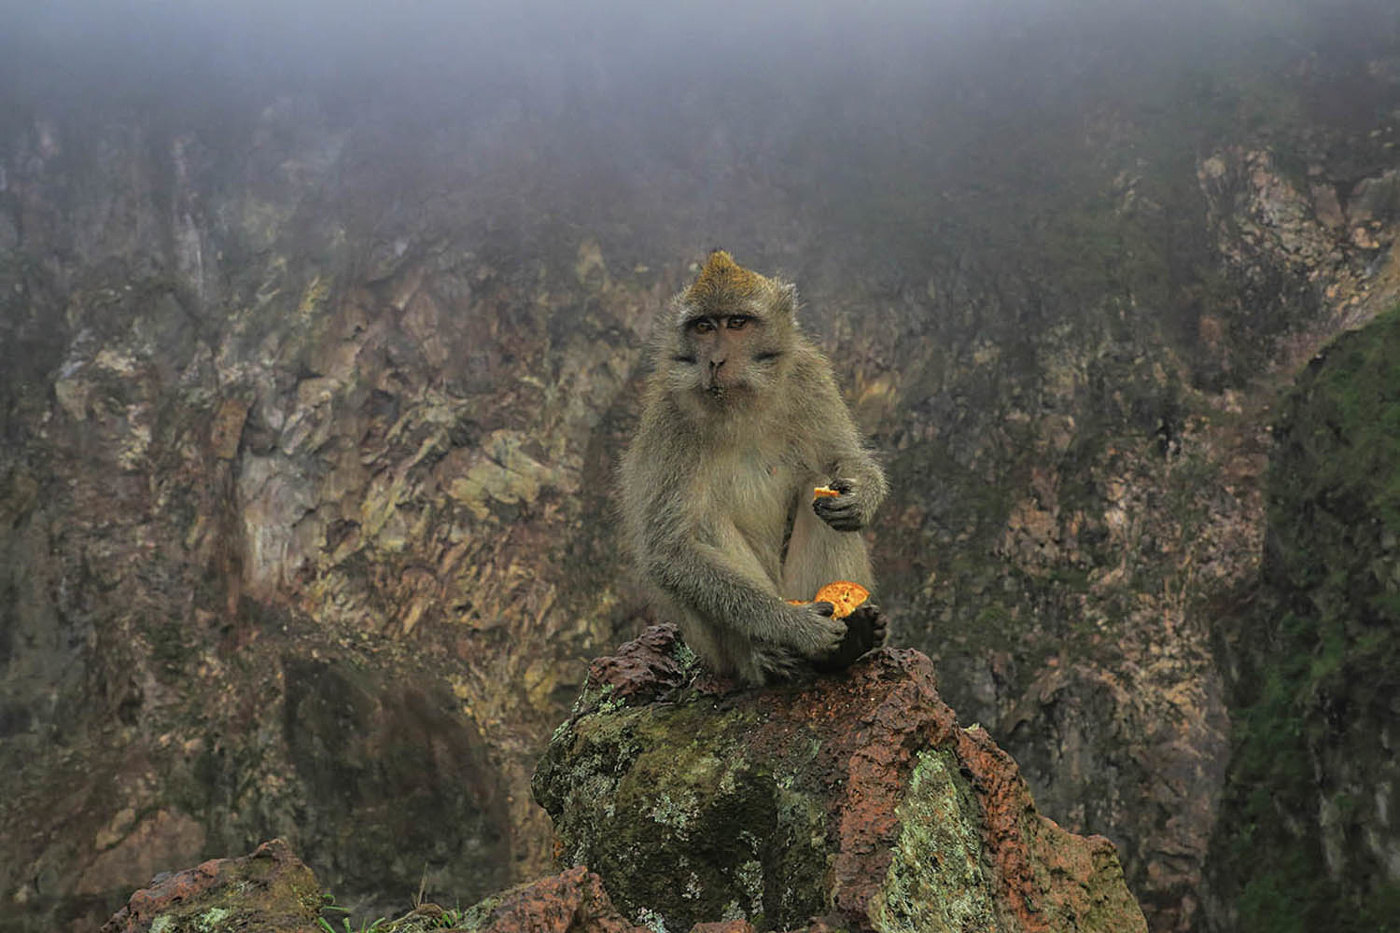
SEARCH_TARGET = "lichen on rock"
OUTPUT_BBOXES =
[99,839,322,933]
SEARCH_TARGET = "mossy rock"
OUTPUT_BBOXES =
[533,636,1146,933]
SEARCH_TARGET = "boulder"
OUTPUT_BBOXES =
[99,839,321,933]
[533,626,1147,933]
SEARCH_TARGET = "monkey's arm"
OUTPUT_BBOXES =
[786,354,887,533]
[642,525,846,658]
[811,418,888,533]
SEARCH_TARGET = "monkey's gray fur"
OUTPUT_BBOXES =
[620,250,888,684]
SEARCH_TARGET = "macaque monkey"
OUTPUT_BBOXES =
[620,250,888,684]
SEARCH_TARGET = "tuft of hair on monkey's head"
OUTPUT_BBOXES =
[675,249,798,323]
[683,249,767,306]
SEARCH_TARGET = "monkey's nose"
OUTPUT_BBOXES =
[705,358,727,393]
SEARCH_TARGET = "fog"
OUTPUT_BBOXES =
[0,1,1278,121]
[1,1,1357,146]
[1,1,1350,99]
[0,0,1394,271]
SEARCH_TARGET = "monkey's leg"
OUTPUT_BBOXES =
[782,500,874,600]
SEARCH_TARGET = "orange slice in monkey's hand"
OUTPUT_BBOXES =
[813,485,841,499]
[787,581,871,620]
[814,581,870,619]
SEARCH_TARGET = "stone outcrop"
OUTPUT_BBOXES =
[533,627,1147,933]
[454,867,649,933]
[102,846,652,933]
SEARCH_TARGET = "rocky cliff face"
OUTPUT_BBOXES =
[2,5,1399,932]
[878,136,1400,930]
[859,56,1400,933]
[1205,304,1400,931]
[0,98,667,928]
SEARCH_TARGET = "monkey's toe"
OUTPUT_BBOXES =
[866,604,888,645]
[813,603,883,673]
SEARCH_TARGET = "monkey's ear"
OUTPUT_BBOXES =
[773,281,800,319]
[668,293,694,326]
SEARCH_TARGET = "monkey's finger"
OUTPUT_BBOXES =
[812,498,862,522]
[849,603,884,635]
[811,600,836,617]
[848,602,881,621]
[813,494,854,508]
[818,513,865,532]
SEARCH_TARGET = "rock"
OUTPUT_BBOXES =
[576,622,689,707]
[1347,168,1400,227]
[97,850,762,933]
[533,627,1147,933]
[457,865,649,933]
[99,839,321,933]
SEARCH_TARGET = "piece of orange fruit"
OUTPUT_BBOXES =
[786,580,870,619]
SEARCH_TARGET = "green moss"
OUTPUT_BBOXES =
[869,749,999,933]
[1216,303,1400,931]
[195,907,232,931]
[533,697,829,931]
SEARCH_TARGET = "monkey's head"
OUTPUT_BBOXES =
[659,250,799,418]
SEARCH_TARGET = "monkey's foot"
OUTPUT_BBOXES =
[752,644,807,684]
[693,668,745,694]
[812,603,885,673]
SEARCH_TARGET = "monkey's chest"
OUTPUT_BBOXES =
[723,452,801,562]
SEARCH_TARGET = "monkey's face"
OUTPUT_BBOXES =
[666,309,788,407]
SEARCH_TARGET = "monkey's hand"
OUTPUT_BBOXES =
[812,478,876,532]
[783,600,848,659]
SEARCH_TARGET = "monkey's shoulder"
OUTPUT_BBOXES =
[782,344,843,396]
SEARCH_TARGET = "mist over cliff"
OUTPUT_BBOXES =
[2,0,1367,268]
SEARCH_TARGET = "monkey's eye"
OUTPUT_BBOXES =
[725,315,752,330]
[689,318,717,334]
